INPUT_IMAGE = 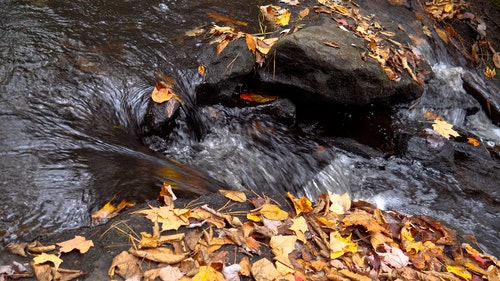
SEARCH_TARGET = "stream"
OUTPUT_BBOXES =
[1,0,499,257]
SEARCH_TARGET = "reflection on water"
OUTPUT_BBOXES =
[0,0,499,257]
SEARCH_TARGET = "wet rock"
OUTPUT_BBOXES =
[249,98,296,126]
[254,17,425,106]
[197,38,255,103]
[402,134,456,172]
[141,98,181,139]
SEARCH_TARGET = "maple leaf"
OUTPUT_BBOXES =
[57,235,94,254]
[33,253,63,271]
[289,216,308,243]
[329,231,359,259]
[432,119,460,139]
[270,235,297,268]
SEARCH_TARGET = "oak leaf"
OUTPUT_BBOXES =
[57,235,94,254]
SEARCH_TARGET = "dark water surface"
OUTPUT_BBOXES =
[1,0,499,256]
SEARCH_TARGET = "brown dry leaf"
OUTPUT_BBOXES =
[8,243,28,256]
[239,256,251,276]
[493,52,500,68]
[435,26,449,43]
[129,248,188,264]
[33,253,63,271]
[328,192,351,215]
[432,119,460,139]
[324,41,340,48]
[27,241,56,254]
[219,189,247,202]
[378,244,409,268]
[251,258,280,281]
[299,8,310,19]
[289,216,308,243]
[343,209,389,234]
[208,12,248,27]
[57,235,94,254]
[158,183,177,207]
[338,269,372,281]
[32,263,53,281]
[91,197,136,222]
[270,235,297,268]
[159,266,185,281]
[133,206,189,231]
[259,203,289,220]
[57,268,85,281]
[108,251,142,280]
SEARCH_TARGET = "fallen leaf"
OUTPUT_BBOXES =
[259,203,289,220]
[446,265,472,280]
[324,41,340,48]
[198,65,206,76]
[378,244,409,269]
[289,216,308,243]
[240,92,278,103]
[328,192,351,215]
[275,9,291,26]
[222,263,241,281]
[129,248,188,264]
[493,53,500,68]
[432,119,460,139]
[251,258,280,281]
[152,81,180,104]
[270,235,297,268]
[299,8,309,19]
[245,33,256,54]
[91,196,136,222]
[219,189,247,202]
[57,235,94,254]
[192,265,225,281]
[108,251,142,280]
[33,253,63,271]
[484,66,496,78]
[8,243,28,257]
[159,265,185,281]
[329,231,358,259]
[467,137,480,146]
[287,192,313,215]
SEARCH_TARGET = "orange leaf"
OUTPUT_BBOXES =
[287,192,313,215]
[259,203,289,220]
[198,65,206,76]
[467,137,480,147]
[151,81,179,103]
[91,196,136,222]
[245,33,256,54]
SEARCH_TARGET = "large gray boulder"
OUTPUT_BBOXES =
[254,19,425,106]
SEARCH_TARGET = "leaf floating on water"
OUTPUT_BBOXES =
[432,119,460,139]
[91,196,136,223]
[152,81,180,104]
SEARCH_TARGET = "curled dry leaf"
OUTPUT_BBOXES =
[108,251,142,280]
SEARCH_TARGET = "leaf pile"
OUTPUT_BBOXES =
[4,184,500,281]
[111,188,500,281]
[4,236,93,280]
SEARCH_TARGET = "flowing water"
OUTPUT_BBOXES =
[1,0,499,257]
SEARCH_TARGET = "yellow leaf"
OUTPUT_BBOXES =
[328,192,351,215]
[432,119,460,139]
[275,9,291,26]
[57,235,94,254]
[287,192,313,215]
[435,26,449,43]
[33,253,63,271]
[246,213,262,222]
[260,203,289,220]
[329,231,358,259]
[91,197,136,222]
[446,265,472,281]
[289,216,308,243]
[192,265,225,281]
[484,66,496,78]
[219,189,247,202]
